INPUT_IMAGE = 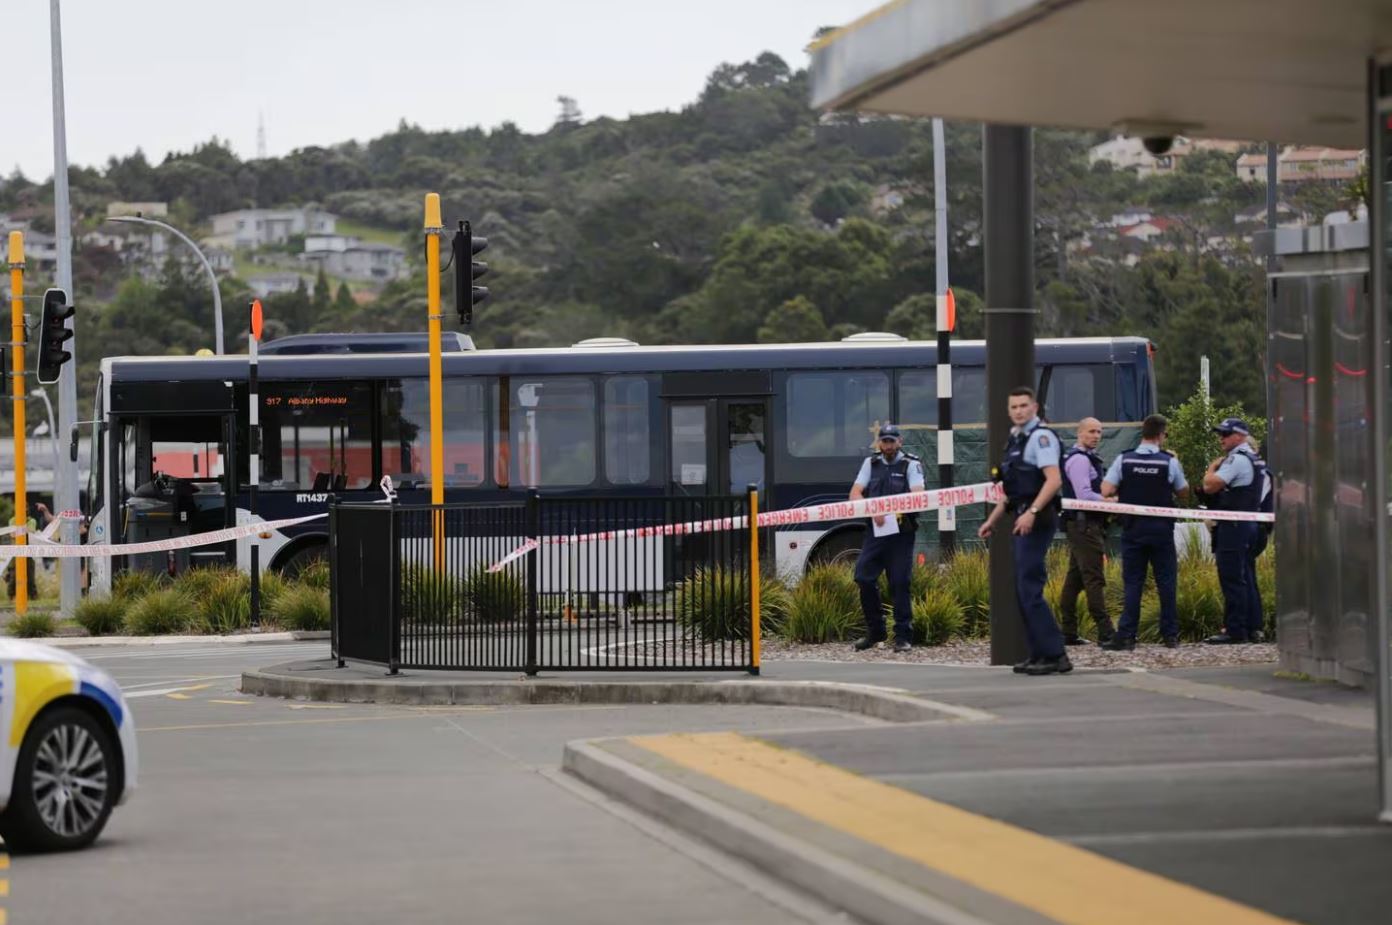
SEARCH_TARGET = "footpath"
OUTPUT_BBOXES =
[246,656,1390,925]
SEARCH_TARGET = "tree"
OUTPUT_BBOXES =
[1164,384,1267,503]
[311,266,332,319]
[334,281,356,312]
[757,296,828,343]
[810,180,867,226]
[555,96,583,129]
[883,293,934,339]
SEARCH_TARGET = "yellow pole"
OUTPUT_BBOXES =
[8,232,27,615]
[424,194,445,570]
[749,487,760,674]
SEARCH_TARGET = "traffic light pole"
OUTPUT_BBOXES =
[50,0,80,615]
[424,194,445,570]
[8,233,29,615]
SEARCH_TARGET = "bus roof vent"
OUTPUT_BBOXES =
[572,337,640,348]
[841,331,908,343]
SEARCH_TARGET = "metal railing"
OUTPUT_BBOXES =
[330,490,761,675]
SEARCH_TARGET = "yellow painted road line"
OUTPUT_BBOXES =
[0,876,8,897]
[632,733,1298,925]
[0,854,10,868]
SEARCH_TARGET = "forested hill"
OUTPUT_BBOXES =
[0,51,1352,413]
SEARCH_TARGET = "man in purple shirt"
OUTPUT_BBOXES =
[1057,418,1115,645]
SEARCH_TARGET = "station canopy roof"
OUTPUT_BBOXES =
[808,0,1392,147]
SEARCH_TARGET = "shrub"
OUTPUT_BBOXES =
[124,589,196,635]
[781,564,861,643]
[259,570,287,616]
[8,611,56,638]
[173,565,236,603]
[465,566,524,623]
[74,595,126,637]
[112,570,167,601]
[400,565,462,624]
[1174,543,1224,641]
[196,571,253,635]
[270,584,330,631]
[296,558,331,592]
[756,576,793,637]
[674,566,751,641]
[1255,543,1275,634]
[942,550,989,637]
[1165,386,1266,503]
[911,586,965,646]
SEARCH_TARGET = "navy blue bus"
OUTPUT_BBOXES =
[85,333,1156,592]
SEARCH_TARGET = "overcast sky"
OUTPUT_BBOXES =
[8,0,871,180]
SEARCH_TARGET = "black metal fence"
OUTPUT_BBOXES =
[330,492,760,674]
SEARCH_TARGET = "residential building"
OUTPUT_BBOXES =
[1088,136,1246,177]
[304,241,407,282]
[1237,146,1367,183]
[106,201,168,218]
[207,206,337,249]
[247,274,309,298]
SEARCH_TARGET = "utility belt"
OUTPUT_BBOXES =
[1009,497,1059,518]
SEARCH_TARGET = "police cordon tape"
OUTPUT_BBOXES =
[486,485,1276,572]
[0,513,327,563]
[1061,498,1274,524]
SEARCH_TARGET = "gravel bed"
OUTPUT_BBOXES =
[760,638,1279,670]
[616,636,1278,670]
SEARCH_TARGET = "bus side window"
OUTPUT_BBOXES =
[785,372,889,457]
[381,379,487,489]
[1115,363,1140,422]
[497,377,597,488]
[604,376,654,486]
[1045,365,1114,423]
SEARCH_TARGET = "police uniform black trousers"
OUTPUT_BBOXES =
[1214,522,1260,640]
[855,527,915,643]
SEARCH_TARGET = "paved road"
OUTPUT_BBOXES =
[9,641,862,925]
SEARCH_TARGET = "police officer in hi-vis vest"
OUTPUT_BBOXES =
[1100,413,1189,650]
[978,387,1071,676]
[850,424,926,653]
[1201,418,1268,644]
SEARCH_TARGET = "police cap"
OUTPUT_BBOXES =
[1212,417,1250,437]
[877,424,902,440]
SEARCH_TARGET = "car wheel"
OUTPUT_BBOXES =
[0,706,119,853]
[809,528,865,569]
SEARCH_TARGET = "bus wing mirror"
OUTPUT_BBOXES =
[70,424,80,462]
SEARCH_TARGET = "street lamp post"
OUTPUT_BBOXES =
[28,388,60,485]
[108,215,225,355]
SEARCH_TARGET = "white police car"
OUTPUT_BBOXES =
[0,640,137,852]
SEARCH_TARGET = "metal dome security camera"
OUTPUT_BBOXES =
[1142,136,1176,156]
[1113,120,1196,158]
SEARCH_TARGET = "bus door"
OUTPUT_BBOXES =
[664,372,771,580]
[117,411,236,575]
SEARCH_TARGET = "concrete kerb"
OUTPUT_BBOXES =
[39,630,330,649]
[563,739,1006,925]
[240,666,994,723]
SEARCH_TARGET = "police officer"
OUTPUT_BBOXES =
[1201,418,1267,644]
[978,387,1070,675]
[1247,440,1273,628]
[850,424,926,653]
[1058,417,1115,645]
[1100,414,1189,650]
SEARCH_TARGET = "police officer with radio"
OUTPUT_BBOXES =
[850,425,926,653]
[1100,414,1189,650]
[1202,418,1268,644]
[978,387,1070,675]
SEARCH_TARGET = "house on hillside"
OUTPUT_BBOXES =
[247,274,308,298]
[1237,146,1366,183]
[1088,136,1245,177]
[106,201,168,218]
[206,206,337,249]
[303,238,407,282]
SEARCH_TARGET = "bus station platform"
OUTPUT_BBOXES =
[246,656,1389,924]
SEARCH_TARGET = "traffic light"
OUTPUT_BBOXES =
[36,288,73,385]
[452,220,488,327]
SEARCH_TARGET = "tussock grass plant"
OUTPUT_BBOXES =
[465,566,524,623]
[296,558,331,592]
[172,565,235,603]
[124,588,196,635]
[112,570,166,601]
[8,611,56,638]
[270,585,330,631]
[674,566,751,641]
[756,576,793,637]
[942,550,989,637]
[910,586,966,645]
[400,566,462,625]
[196,572,253,635]
[780,564,861,643]
[74,595,126,637]
[1174,543,1223,641]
